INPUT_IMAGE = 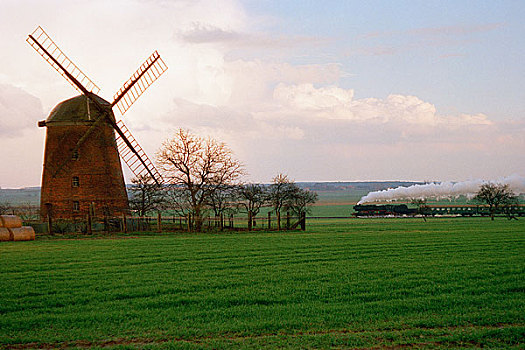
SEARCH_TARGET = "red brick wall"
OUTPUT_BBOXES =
[40,122,130,219]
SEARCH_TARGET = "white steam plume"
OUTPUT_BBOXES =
[358,174,525,204]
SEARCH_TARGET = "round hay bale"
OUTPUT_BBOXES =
[0,227,13,241]
[11,227,35,241]
[0,215,23,228]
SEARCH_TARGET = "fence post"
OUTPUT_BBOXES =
[187,213,191,232]
[286,211,290,230]
[45,203,53,234]
[47,213,53,235]
[300,211,306,231]
[103,215,108,233]
[157,211,162,233]
[87,211,92,235]
[122,213,127,233]
[268,211,271,230]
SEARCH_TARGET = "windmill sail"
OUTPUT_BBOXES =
[115,120,163,184]
[112,51,168,115]
[27,26,100,95]
[27,26,166,186]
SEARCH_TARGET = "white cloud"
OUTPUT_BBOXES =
[224,61,342,108]
[273,83,492,127]
[274,83,354,110]
[0,84,43,137]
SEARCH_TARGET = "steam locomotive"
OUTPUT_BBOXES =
[353,204,525,217]
[353,204,416,216]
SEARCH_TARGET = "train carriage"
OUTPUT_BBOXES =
[354,204,525,217]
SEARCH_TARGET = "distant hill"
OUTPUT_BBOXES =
[298,181,422,192]
[0,187,41,205]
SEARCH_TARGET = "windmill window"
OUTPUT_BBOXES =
[72,150,79,160]
[73,201,80,211]
[72,176,80,187]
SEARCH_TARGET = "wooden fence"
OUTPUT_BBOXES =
[25,211,307,235]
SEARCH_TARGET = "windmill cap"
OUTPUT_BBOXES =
[45,94,115,125]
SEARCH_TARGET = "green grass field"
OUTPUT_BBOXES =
[1,218,524,349]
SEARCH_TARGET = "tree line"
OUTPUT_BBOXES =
[129,129,318,231]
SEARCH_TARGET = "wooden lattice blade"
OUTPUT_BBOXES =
[112,51,167,115]
[27,26,100,95]
[114,120,164,185]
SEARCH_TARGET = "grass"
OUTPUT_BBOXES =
[0,218,524,349]
[309,204,354,217]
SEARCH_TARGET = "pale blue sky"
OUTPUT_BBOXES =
[242,0,525,118]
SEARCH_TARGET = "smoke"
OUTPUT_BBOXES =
[358,174,525,204]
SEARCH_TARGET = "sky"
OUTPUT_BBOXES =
[0,0,524,188]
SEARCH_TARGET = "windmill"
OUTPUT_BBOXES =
[27,26,167,219]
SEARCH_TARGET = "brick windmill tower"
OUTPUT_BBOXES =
[27,27,166,219]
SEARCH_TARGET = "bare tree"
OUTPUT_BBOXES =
[268,174,318,230]
[237,183,269,230]
[128,174,165,216]
[165,185,192,218]
[474,183,517,220]
[268,174,294,230]
[156,129,244,231]
[208,185,237,228]
[284,186,318,217]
